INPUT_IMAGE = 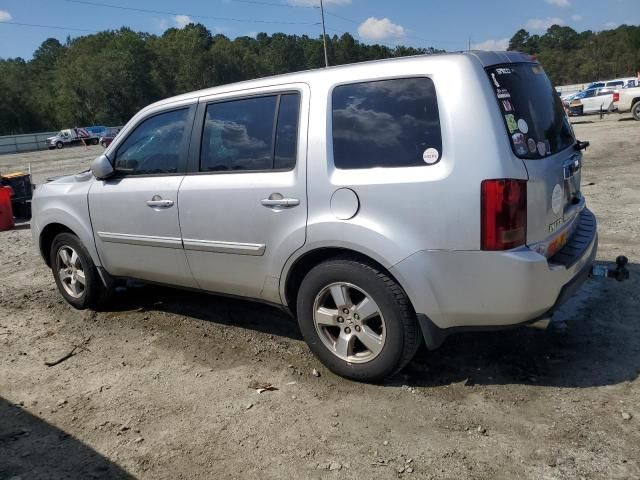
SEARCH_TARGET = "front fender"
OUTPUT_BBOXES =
[34,206,101,267]
[31,177,100,266]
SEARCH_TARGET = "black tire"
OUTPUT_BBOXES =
[92,138,99,145]
[296,257,422,382]
[56,141,63,149]
[50,232,113,310]
[632,101,640,121]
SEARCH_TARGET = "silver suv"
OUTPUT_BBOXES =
[32,51,597,381]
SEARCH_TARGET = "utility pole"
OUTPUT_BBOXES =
[320,0,329,67]
[468,36,471,51]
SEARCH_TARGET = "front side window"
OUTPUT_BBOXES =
[114,109,189,175]
[332,77,442,169]
[200,93,300,172]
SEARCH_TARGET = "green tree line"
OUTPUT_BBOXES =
[0,26,436,135]
[509,24,640,85]
[1,23,638,135]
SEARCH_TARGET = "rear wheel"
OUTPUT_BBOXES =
[296,257,421,382]
[50,232,112,309]
[632,101,640,121]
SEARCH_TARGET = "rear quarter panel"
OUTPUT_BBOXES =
[303,55,528,265]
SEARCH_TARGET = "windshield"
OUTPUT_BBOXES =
[487,63,574,159]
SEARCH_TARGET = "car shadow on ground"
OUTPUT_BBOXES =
[0,397,134,479]
[102,264,638,390]
[105,283,303,341]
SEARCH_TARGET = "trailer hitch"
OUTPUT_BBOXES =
[589,256,630,282]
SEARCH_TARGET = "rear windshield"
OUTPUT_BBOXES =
[487,64,574,159]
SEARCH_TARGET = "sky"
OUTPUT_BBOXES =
[0,0,638,59]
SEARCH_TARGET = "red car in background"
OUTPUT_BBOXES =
[99,128,121,148]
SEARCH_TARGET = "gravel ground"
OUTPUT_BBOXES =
[1,114,639,480]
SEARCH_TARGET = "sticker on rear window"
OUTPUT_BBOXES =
[495,67,513,75]
[505,114,518,133]
[501,100,513,112]
[422,148,439,164]
[527,138,536,153]
[491,73,501,88]
[496,88,511,99]
[512,133,527,156]
[537,141,546,156]
[517,119,529,134]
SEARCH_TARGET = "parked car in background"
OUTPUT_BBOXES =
[99,135,114,148]
[99,128,121,148]
[613,85,640,120]
[32,52,599,382]
[584,77,637,91]
[567,87,615,115]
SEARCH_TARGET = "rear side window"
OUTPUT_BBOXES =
[487,64,574,159]
[332,77,442,169]
[114,108,189,175]
[201,93,300,172]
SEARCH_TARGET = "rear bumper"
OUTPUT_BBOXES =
[390,208,597,334]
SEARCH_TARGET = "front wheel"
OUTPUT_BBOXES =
[632,101,640,121]
[56,141,63,149]
[297,257,422,382]
[91,138,99,145]
[50,232,113,309]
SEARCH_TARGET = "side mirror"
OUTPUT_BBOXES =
[90,154,114,180]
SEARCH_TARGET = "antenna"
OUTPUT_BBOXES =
[320,0,329,67]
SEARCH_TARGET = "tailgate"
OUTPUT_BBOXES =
[486,63,581,257]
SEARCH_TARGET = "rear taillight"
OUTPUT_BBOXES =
[481,179,527,251]
[613,92,620,102]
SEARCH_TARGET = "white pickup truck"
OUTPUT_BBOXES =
[613,86,640,120]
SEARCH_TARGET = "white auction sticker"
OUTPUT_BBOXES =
[551,183,564,214]
[423,148,439,164]
[517,118,529,134]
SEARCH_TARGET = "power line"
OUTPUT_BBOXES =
[231,0,317,8]
[63,0,320,25]
[0,21,97,33]
[325,11,359,25]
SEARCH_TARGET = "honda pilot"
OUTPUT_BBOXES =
[32,51,601,381]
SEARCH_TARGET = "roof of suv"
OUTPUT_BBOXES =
[146,50,535,111]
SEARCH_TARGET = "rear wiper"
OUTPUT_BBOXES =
[574,140,590,151]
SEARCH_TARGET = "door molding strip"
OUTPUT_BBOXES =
[183,238,265,256]
[97,232,183,249]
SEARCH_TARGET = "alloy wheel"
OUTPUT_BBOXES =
[312,282,386,364]
[56,245,86,299]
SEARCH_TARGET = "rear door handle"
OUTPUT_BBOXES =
[261,197,300,208]
[146,197,174,208]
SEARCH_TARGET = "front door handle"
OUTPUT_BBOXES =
[261,196,300,208]
[146,195,174,208]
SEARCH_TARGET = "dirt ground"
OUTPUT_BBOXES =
[1,114,639,480]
